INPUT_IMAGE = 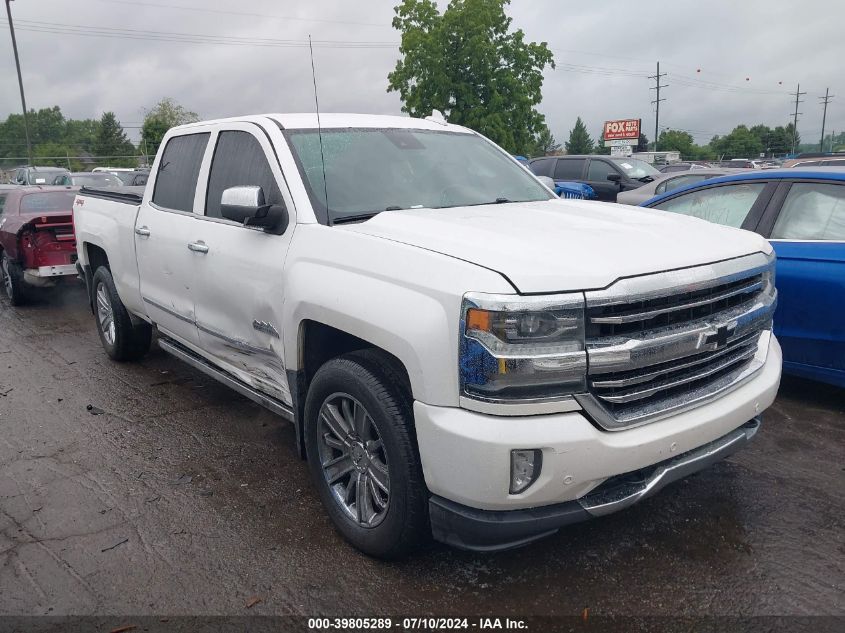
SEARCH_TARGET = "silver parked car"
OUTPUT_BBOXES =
[617,169,748,206]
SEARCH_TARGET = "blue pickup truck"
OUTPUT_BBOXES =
[642,168,845,388]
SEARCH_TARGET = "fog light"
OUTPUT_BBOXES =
[510,449,542,494]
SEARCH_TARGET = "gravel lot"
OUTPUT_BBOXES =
[0,285,842,619]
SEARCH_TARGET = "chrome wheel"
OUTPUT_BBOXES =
[1,255,12,299]
[317,393,390,527]
[96,282,116,346]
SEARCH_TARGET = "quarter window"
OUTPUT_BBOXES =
[151,132,210,212]
[205,131,282,219]
[771,182,845,241]
[652,182,766,228]
[554,158,584,180]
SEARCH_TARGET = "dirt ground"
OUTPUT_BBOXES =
[0,285,842,619]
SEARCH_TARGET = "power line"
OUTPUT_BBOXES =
[0,18,399,49]
[649,61,668,150]
[90,0,389,28]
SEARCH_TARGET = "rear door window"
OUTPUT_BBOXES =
[205,131,282,219]
[771,182,845,241]
[152,132,210,212]
[652,182,767,228]
[554,158,585,180]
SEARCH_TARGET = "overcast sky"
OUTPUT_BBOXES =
[1,0,842,147]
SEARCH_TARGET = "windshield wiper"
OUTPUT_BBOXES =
[332,212,381,225]
[494,197,512,203]
[638,176,655,183]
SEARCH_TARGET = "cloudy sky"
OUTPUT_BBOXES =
[1,0,842,147]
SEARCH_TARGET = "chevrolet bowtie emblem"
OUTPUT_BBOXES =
[703,324,735,349]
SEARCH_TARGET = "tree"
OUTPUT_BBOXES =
[593,129,610,155]
[710,125,763,159]
[636,132,649,153]
[94,112,135,167]
[564,117,593,154]
[388,0,554,154]
[530,125,560,156]
[657,129,695,157]
[141,97,199,154]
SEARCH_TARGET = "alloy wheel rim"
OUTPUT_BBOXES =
[317,393,390,527]
[96,282,116,345]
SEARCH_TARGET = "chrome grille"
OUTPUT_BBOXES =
[577,253,776,430]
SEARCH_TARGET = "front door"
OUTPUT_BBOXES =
[765,181,845,382]
[190,125,296,405]
[136,132,210,348]
[585,159,622,201]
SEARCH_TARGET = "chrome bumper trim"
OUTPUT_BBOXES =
[579,417,760,517]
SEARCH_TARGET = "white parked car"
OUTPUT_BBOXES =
[73,113,781,557]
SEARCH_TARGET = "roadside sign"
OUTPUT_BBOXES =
[603,118,641,142]
[606,139,636,147]
[611,145,633,157]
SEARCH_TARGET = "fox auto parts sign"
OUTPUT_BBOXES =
[603,119,641,145]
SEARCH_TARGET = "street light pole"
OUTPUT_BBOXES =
[5,0,33,165]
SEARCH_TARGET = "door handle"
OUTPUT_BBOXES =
[187,241,209,254]
[135,226,151,237]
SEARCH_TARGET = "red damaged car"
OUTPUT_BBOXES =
[0,186,79,305]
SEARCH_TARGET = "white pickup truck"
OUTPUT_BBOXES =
[73,113,781,558]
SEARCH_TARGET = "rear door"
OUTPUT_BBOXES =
[756,180,845,382]
[190,123,297,404]
[135,131,211,348]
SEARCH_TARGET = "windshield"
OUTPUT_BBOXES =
[284,128,553,224]
[27,170,67,185]
[20,191,76,213]
[72,174,123,187]
[610,158,660,179]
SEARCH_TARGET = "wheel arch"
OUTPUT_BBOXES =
[287,319,414,459]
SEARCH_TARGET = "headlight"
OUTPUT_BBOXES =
[459,292,587,403]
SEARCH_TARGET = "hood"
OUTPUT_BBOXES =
[339,200,771,293]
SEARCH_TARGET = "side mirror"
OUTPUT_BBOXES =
[536,176,556,191]
[220,186,288,234]
[607,173,622,183]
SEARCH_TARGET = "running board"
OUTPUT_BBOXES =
[157,337,294,421]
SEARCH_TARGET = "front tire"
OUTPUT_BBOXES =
[304,350,429,559]
[92,266,152,361]
[1,251,27,306]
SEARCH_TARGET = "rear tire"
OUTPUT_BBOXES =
[92,266,152,361]
[1,251,27,306]
[304,350,429,559]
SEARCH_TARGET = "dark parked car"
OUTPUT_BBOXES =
[0,186,79,305]
[642,168,845,388]
[12,166,70,186]
[52,172,124,187]
[115,169,150,186]
[528,155,660,201]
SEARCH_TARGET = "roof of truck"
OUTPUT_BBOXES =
[174,113,473,134]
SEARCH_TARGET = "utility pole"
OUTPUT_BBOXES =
[5,0,33,165]
[819,88,834,152]
[649,61,667,151]
[789,83,806,156]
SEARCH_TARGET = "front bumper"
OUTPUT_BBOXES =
[415,334,781,550]
[430,418,760,551]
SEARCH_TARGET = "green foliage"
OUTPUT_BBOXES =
[529,125,560,156]
[593,129,610,155]
[0,106,104,168]
[94,112,136,167]
[564,117,593,154]
[657,129,694,156]
[709,125,764,159]
[388,0,554,154]
[141,97,199,154]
